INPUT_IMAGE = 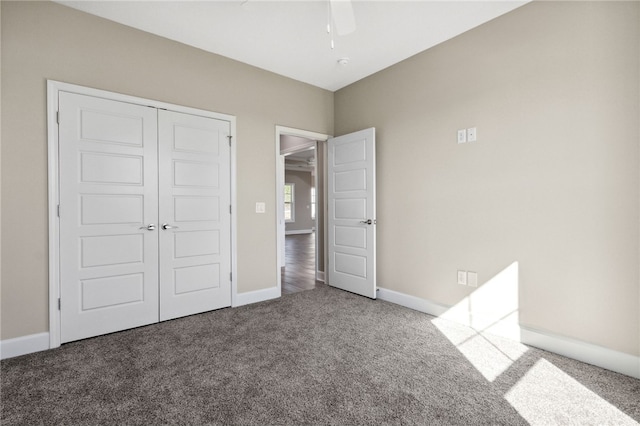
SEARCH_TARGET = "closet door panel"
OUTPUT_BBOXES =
[59,92,159,343]
[158,110,231,321]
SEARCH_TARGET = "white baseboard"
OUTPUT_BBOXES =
[377,287,640,379]
[285,229,313,235]
[4,288,282,358]
[316,270,325,283]
[1,332,50,360]
[377,287,449,317]
[234,286,281,307]
[520,327,640,379]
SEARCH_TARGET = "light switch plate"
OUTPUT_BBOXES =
[457,129,467,144]
[457,270,467,285]
[467,272,478,287]
[256,202,266,213]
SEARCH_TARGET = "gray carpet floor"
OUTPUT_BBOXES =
[1,286,639,425]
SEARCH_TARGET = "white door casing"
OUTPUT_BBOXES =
[59,92,160,343]
[278,154,286,268]
[327,128,377,298]
[158,110,231,321]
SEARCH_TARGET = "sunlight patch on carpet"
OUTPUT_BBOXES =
[504,358,637,425]
[432,317,528,381]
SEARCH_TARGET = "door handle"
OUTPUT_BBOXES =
[359,219,373,225]
[139,224,156,231]
[161,223,179,230]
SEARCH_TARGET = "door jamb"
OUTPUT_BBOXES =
[275,126,331,292]
[47,80,238,349]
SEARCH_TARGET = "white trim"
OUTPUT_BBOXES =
[377,288,449,317]
[229,117,238,308]
[234,286,281,307]
[520,327,640,379]
[275,126,331,296]
[47,82,61,349]
[316,271,325,283]
[377,287,640,379]
[285,229,314,235]
[1,333,50,360]
[47,80,239,343]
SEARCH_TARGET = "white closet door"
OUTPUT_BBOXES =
[59,92,159,343]
[158,110,231,321]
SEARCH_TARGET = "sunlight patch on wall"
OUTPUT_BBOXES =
[440,262,520,340]
[431,262,526,381]
[504,358,637,425]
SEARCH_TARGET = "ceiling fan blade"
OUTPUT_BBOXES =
[330,0,356,36]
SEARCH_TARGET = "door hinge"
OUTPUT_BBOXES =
[229,205,232,214]
[56,111,60,124]
[230,272,232,282]
[227,135,232,147]
[57,204,60,217]
[58,298,61,310]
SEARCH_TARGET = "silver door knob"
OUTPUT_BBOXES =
[140,224,156,231]
[161,223,179,230]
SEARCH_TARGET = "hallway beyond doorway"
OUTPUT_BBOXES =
[282,233,325,295]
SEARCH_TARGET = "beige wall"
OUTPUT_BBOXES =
[0,1,333,340]
[2,0,638,360]
[285,170,315,232]
[335,1,639,356]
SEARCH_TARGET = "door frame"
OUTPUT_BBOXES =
[275,126,331,292]
[47,80,238,349]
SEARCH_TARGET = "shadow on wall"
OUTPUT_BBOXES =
[432,262,638,424]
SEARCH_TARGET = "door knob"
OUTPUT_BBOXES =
[359,219,373,225]
[161,223,179,230]
[139,224,156,231]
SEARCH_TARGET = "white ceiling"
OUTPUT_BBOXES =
[55,0,530,92]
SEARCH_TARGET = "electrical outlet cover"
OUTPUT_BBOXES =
[467,127,477,142]
[467,272,478,287]
[457,270,467,285]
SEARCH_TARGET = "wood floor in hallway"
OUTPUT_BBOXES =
[282,232,326,295]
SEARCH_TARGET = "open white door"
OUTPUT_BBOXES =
[327,128,376,298]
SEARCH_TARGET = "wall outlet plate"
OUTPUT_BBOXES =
[256,202,266,213]
[457,129,467,144]
[457,270,467,285]
[467,271,478,287]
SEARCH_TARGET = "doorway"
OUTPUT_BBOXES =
[275,127,330,295]
[282,146,319,294]
[275,126,378,300]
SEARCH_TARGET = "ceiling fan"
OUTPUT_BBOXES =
[328,0,356,48]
